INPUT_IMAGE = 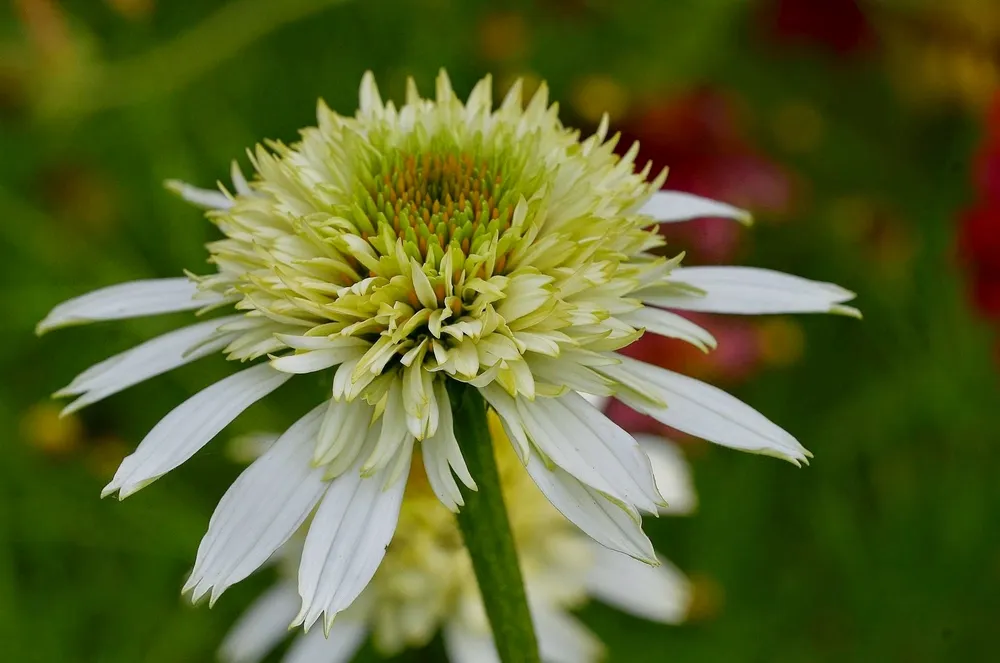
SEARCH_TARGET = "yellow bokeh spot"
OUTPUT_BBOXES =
[20,402,82,455]
[686,572,725,622]
[85,436,129,480]
[104,0,155,22]
[571,75,629,125]
[772,101,825,154]
[756,318,805,368]
[479,12,529,63]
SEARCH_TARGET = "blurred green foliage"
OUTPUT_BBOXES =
[1,1,998,661]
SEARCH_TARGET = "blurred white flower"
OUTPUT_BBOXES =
[39,70,856,631]
[220,416,694,663]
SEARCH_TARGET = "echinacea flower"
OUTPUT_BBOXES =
[220,417,694,663]
[38,70,857,631]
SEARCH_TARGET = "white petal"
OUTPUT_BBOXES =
[270,347,361,375]
[635,435,698,515]
[421,380,476,512]
[295,448,411,632]
[645,266,860,316]
[579,392,610,411]
[56,315,242,415]
[166,179,234,210]
[282,618,368,663]
[619,307,717,352]
[636,190,752,224]
[535,606,604,663]
[231,161,252,196]
[37,278,214,334]
[315,397,374,473]
[479,384,530,462]
[515,393,664,513]
[602,355,810,465]
[442,620,500,663]
[219,581,300,663]
[524,453,656,564]
[103,363,292,498]
[584,543,691,624]
[184,403,329,604]
[362,382,412,475]
[526,355,614,396]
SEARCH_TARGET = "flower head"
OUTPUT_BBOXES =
[38,70,857,631]
[220,418,693,663]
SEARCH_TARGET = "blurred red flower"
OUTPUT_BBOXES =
[959,203,1000,318]
[617,89,795,264]
[758,0,875,58]
[600,89,801,441]
[960,93,1000,320]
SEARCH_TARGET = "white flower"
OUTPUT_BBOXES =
[38,71,857,631]
[219,418,694,663]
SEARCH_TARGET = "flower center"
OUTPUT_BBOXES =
[360,151,518,268]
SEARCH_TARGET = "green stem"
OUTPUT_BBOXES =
[448,382,541,663]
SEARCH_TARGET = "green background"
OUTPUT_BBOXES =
[2,0,997,661]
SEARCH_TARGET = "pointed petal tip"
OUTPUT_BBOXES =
[52,386,74,400]
[57,403,80,418]
[163,179,184,195]
[323,614,336,638]
[832,304,863,319]
[99,484,118,499]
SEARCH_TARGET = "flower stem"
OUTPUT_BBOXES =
[448,382,541,663]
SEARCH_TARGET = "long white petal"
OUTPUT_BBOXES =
[580,393,610,411]
[516,392,664,513]
[103,363,292,498]
[535,606,604,663]
[602,355,810,465]
[637,190,752,224]
[37,278,215,334]
[270,347,362,375]
[295,445,410,632]
[645,266,860,317]
[479,384,531,462]
[524,453,656,564]
[282,618,368,663]
[619,308,717,352]
[315,397,374,474]
[421,380,476,512]
[584,543,691,624]
[184,403,329,604]
[636,435,698,515]
[166,179,234,210]
[442,621,500,663]
[56,315,242,415]
[219,582,300,663]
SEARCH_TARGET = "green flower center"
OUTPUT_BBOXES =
[357,151,520,270]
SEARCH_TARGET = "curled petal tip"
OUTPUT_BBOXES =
[831,304,863,319]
